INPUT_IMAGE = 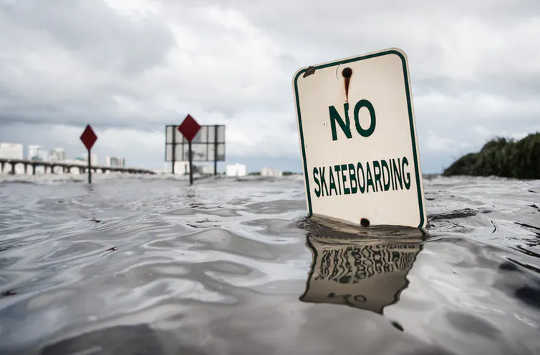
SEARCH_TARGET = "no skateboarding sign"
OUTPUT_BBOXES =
[293,48,426,228]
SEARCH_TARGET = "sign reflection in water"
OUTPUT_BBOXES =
[300,219,423,314]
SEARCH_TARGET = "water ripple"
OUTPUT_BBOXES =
[0,175,538,354]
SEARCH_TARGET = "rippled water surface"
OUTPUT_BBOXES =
[0,175,539,354]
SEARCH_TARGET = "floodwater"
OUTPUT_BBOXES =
[0,174,539,355]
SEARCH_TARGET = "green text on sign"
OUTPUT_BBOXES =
[329,99,376,141]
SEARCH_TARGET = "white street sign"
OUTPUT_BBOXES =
[293,48,426,228]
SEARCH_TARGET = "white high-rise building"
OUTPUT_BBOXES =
[75,153,98,165]
[226,163,247,177]
[49,148,66,162]
[0,143,23,159]
[106,156,125,168]
[28,145,40,160]
[28,145,48,161]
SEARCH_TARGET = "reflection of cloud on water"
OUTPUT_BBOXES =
[300,217,424,314]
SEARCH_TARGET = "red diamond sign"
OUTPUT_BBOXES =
[178,114,201,142]
[80,124,97,151]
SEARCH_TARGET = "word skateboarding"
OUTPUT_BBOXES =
[312,157,411,198]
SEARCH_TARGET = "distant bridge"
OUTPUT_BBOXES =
[0,159,155,175]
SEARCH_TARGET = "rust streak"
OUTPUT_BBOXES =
[342,67,353,103]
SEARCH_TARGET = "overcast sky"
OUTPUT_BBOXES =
[0,0,539,172]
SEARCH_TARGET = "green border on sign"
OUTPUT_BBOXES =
[293,49,425,228]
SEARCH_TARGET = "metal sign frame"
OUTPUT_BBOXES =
[165,124,225,176]
[165,125,225,162]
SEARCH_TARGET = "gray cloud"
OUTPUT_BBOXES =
[0,0,539,172]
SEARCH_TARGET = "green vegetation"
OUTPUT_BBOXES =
[443,133,540,179]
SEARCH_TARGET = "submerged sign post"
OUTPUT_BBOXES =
[293,48,426,228]
[80,124,97,184]
[178,114,201,185]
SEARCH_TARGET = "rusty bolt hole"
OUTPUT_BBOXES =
[360,218,370,227]
[342,67,353,78]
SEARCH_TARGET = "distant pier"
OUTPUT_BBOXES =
[0,158,155,175]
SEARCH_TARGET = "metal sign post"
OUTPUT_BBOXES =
[214,125,218,175]
[177,114,201,185]
[171,127,176,175]
[80,124,97,184]
[87,150,91,184]
[188,140,193,184]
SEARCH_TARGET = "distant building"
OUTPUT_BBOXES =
[28,145,39,160]
[49,148,66,162]
[0,143,23,160]
[167,161,189,175]
[261,167,283,177]
[201,165,215,175]
[76,153,98,165]
[106,156,125,168]
[226,163,247,177]
[28,145,48,161]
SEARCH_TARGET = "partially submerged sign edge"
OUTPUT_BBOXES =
[292,48,426,228]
